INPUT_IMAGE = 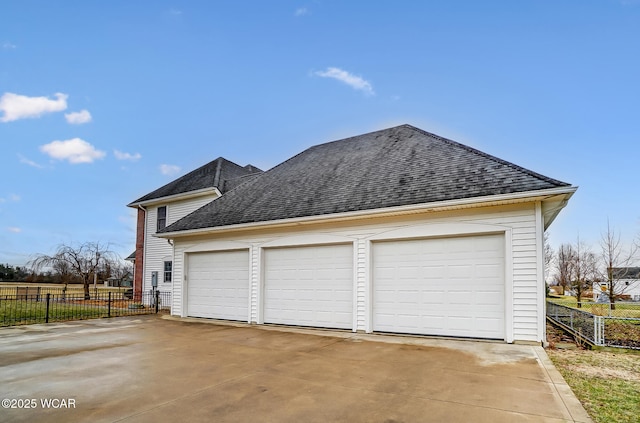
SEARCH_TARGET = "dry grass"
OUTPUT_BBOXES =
[547,324,640,423]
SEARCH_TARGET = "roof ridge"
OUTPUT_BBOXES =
[306,125,407,151]
[128,156,255,205]
[243,123,569,189]
[212,157,223,188]
[406,125,570,187]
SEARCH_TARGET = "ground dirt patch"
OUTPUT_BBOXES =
[546,323,640,423]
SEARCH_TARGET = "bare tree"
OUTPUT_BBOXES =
[600,220,638,309]
[30,242,119,299]
[571,238,599,308]
[544,232,555,296]
[544,232,555,278]
[110,260,133,287]
[555,243,575,296]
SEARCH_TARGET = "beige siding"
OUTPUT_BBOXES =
[171,203,544,342]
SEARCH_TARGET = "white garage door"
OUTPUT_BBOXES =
[264,244,353,329]
[373,234,505,339]
[186,250,249,321]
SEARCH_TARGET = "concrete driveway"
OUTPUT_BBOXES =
[0,316,590,423]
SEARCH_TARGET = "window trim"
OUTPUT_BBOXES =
[163,261,172,283]
[157,206,167,231]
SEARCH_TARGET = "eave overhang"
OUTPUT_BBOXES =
[154,186,577,239]
[127,187,222,208]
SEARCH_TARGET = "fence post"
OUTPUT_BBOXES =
[155,290,159,313]
[45,293,51,324]
[108,291,111,318]
[594,316,604,346]
[570,310,574,330]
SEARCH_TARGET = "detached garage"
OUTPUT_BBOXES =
[154,125,575,344]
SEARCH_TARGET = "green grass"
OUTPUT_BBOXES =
[548,296,640,318]
[0,298,149,326]
[0,299,104,325]
[547,348,640,423]
[0,284,129,297]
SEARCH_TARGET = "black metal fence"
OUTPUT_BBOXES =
[0,286,133,298]
[547,301,640,349]
[0,290,171,327]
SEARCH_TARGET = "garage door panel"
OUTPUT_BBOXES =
[373,234,505,339]
[449,317,472,329]
[449,265,473,278]
[264,244,353,330]
[477,264,502,278]
[421,291,446,304]
[187,250,249,321]
[450,291,473,304]
[477,291,502,304]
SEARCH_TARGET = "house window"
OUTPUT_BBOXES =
[157,206,167,231]
[164,261,172,283]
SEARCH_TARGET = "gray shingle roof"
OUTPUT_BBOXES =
[128,157,262,205]
[159,124,571,233]
[612,267,640,279]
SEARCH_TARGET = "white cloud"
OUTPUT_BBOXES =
[160,164,181,176]
[7,227,21,233]
[65,109,92,124]
[0,193,21,203]
[18,154,44,168]
[40,138,106,164]
[114,150,142,161]
[0,92,68,122]
[2,41,17,50]
[313,67,375,95]
[295,7,309,16]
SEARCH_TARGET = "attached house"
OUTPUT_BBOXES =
[127,158,263,300]
[136,124,576,344]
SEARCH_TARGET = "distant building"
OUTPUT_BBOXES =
[593,267,640,302]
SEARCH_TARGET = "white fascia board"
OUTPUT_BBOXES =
[541,186,578,230]
[155,186,578,239]
[127,187,221,208]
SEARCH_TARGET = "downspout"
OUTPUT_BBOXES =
[535,201,547,346]
[167,238,174,315]
[137,204,147,303]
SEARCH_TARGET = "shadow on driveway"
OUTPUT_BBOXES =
[0,315,591,422]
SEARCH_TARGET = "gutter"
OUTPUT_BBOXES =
[127,187,222,208]
[154,186,578,239]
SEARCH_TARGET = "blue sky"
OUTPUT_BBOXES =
[1,1,639,266]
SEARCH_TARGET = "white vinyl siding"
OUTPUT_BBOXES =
[142,195,218,294]
[171,203,543,343]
